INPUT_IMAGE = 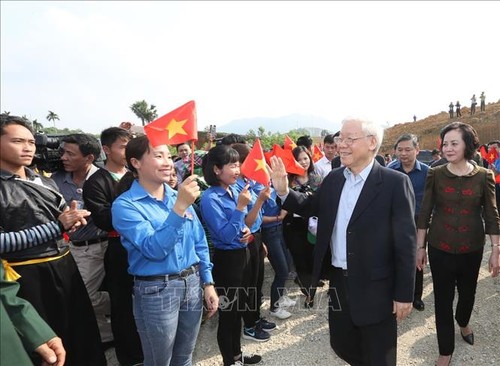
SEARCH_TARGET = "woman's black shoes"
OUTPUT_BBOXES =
[435,353,453,366]
[461,330,474,345]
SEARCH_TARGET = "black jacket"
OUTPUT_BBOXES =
[82,168,118,232]
[282,162,416,326]
[0,168,67,260]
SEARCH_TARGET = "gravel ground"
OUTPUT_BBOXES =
[107,243,500,366]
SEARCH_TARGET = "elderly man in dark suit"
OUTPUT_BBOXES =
[270,117,417,366]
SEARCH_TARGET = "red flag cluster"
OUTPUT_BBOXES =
[272,144,306,175]
[480,146,499,165]
[479,145,500,183]
[144,100,198,147]
[243,137,308,184]
[240,139,270,186]
[242,138,312,185]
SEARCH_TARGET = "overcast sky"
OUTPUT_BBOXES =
[1,1,499,134]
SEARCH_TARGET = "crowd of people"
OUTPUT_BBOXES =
[1,112,499,366]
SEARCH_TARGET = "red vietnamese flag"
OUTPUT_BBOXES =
[312,144,324,163]
[486,146,499,164]
[479,145,488,160]
[284,135,297,150]
[273,144,306,175]
[144,100,197,147]
[264,150,274,165]
[240,139,270,186]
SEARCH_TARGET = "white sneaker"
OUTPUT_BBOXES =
[278,295,297,307]
[270,307,292,319]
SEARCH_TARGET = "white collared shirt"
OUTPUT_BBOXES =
[331,159,374,269]
[314,156,333,178]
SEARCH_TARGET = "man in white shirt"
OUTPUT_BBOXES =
[314,133,338,178]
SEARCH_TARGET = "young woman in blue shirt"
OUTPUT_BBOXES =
[200,145,262,366]
[111,135,218,366]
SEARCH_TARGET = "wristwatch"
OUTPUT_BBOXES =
[202,281,215,288]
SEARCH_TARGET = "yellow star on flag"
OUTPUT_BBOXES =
[165,118,188,139]
[254,158,266,172]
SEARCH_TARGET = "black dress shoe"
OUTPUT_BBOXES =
[413,299,425,311]
[461,330,474,345]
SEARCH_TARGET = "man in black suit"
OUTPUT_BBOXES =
[270,117,416,365]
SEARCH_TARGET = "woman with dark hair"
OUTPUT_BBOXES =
[289,146,323,190]
[283,146,323,307]
[111,135,218,366]
[230,143,276,337]
[416,122,500,366]
[200,145,262,366]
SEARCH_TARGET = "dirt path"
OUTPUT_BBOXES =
[192,247,500,365]
[106,245,499,366]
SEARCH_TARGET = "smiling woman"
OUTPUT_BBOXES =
[199,145,267,366]
[416,122,500,366]
[110,135,218,365]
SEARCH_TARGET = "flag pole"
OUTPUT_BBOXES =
[190,140,195,175]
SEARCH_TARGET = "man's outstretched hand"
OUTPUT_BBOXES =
[268,156,289,196]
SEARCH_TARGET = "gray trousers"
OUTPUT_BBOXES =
[70,241,113,342]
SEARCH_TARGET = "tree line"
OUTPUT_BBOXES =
[4,100,333,150]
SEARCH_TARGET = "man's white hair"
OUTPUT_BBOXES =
[341,116,384,154]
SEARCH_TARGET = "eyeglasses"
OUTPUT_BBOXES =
[334,135,373,146]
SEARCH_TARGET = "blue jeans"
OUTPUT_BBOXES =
[262,224,289,311]
[133,272,203,366]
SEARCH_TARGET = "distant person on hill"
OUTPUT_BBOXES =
[456,101,462,117]
[413,115,417,122]
[470,94,477,115]
[480,92,486,112]
[449,102,454,119]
